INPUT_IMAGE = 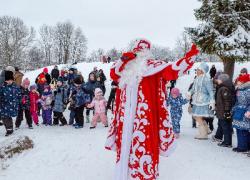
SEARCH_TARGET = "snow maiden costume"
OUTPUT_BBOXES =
[105,39,199,180]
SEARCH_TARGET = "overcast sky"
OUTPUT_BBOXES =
[0,0,201,53]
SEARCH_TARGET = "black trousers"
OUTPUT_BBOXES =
[16,109,33,128]
[75,106,84,127]
[107,90,115,111]
[204,117,214,131]
[215,119,232,145]
[86,108,94,116]
[53,111,67,125]
[3,117,13,134]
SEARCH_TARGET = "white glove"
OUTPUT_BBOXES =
[209,103,215,111]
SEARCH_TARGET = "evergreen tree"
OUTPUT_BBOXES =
[186,0,250,78]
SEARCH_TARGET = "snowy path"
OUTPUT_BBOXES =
[0,62,249,180]
[0,109,249,180]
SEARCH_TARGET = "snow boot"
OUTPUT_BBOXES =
[218,142,232,148]
[195,123,208,140]
[5,130,13,137]
[90,126,96,129]
[75,125,83,129]
[86,116,90,123]
[232,148,248,153]
[212,135,222,143]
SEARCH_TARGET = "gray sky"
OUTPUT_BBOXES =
[0,0,201,53]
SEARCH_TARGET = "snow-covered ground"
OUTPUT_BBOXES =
[0,61,249,180]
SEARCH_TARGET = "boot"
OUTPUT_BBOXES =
[86,116,90,123]
[204,121,212,135]
[195,123,208,140]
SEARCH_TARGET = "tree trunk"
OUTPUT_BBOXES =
[222,57,235,80]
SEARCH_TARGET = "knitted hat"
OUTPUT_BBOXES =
[237,74,250,83]
[218,74,230,83]
[5,71,14,81]
[197,63,209,73]
[43,67,48,73]
[240,68,248,74]
[74,77,82,85]
[30,84,37,91]
[171,88,180,97]
[22,78,30,87]
[95,88,103,96]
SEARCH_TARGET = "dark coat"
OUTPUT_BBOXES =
[20,87,31,110]
[84,80,96,100]
[51,68,60,80]
[69,85,90,109]
[53,86,68,112]
[215,80,235,119]
[0,82,21,118]
[210,67,217,79]
[95,81,106,95]
[35,73,52,85]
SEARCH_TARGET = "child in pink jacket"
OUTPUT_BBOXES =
[29,85,40,125]
[88,88,108,129]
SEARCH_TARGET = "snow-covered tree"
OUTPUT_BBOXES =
[0,16,35,68]
[71,27,87,63]
[186,0,250,78]
[88,48,105,62]
[151,45,174,61]
[54,21,74,64]
[39,24,54,65]
[106,48,122,61]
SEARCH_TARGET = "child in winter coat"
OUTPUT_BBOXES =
[88,88,108,129]
[167,88,188,138]
[69,77,91,128]
[38,85,53,126]
[84,72,97,123]
[52,77,68,126]
[29,84,40,125]
[15,78,33,129]
[0,70,21,136]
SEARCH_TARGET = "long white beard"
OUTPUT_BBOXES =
[119,50,152,88]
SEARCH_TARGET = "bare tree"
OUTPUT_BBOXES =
[71,27,87,63]
[0,16,35,68]
[54,21,74,64]
[26,45,45,70]
[39,24,54,65]
[88,48,105,62]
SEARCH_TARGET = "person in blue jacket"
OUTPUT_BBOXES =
[167,87,188,138]
[0,70,21,136]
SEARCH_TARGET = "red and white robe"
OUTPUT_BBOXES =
[105,49,198,180]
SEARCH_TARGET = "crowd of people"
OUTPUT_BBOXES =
[167,63,250,157]
[0,62,249,157]
[0,65,120,137]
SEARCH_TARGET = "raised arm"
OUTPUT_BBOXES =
[162,44,199,81]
